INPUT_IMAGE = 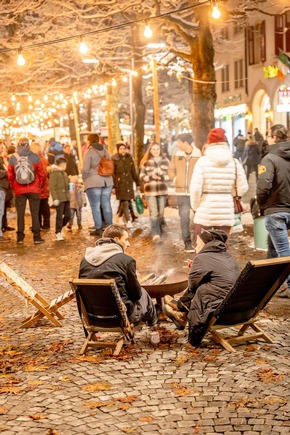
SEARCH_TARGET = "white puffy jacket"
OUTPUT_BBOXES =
[190,143,248,227]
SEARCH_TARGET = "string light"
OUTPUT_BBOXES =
[79,37,89,54]
[17,51,26,66]
[144,21,153,38]
[211,1,221,19]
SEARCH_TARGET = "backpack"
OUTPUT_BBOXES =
[14,153,35,185]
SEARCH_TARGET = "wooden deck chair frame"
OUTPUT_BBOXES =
[0,261,74,328]
[205,257,290,352]
[69,278,135,356]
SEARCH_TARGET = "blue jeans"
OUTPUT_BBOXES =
[146,195,167,236]
[265,212,290,288]
[177,195,191,246]
[0,190,5,237]
[86,186,113,230]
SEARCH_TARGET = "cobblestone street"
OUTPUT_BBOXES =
[0,199,290,435]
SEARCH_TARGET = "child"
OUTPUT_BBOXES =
[67,175,86,230]
[49,157,70,241]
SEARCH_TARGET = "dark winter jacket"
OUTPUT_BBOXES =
[79,238,142,316]
[139,156,170,197]
[112,152,139,200]
[49,166,70,203]
[64,153,79,177]
[242,140,261,165]
[178,239,240,346]
[257,140,290,215]
[0,156,9,192]
[47,141,64,165]
[8,146,46,196]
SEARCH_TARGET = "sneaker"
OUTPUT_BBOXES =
[152,234,161,242]
[34,238,45,245]
[164,295,179,310]
[0,235,10,242]
[56,232,64,241]
[2,226,15,232]
[17,239,24,245]
[78,225,82,230]
[184,243,195,253]
[67,224,72,231]
[163,304,187,330]
[41,226,50,231]
[126,220,133,229]
[90,228,103,236]
[146,303,162,327]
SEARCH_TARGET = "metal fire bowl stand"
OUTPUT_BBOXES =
[142,271,188,299]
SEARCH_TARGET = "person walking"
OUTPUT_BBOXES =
[0,142,10,242]
[168,133,201,252]
[257,123,290,297]
[139,142,170,242]
[112,141,139,229]
[233,130,246,162]
[190,128,248,245]
[82,133,113,236]
[63,144,79,177]
[8,138,46,245]
[242,134,260,181]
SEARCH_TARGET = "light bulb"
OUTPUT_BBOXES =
[79,40,89,54]
[212,5,221,19]
[17,52,26,66]
[144,23,153,38]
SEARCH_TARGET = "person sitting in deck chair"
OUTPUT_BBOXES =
[164,229,240,347]
[79,224,161,327]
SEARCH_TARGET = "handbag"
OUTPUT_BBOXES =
[233,159,243,214]
[135,194,144,214]
[92,148,114,177]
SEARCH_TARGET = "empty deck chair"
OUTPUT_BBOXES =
[69,278,135,356]
[205,257,290,352]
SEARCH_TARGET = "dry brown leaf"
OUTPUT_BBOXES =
[263,396,287,405]
[28,380,45,386]
[193,425,201,433]
[203,356,217,361]
[82,382,112,392]
[122,427,138,433]
[139,416,153,422]
[116,395,138,403]
[174,355,190,365]
[245,345,259,352]
[46,430,60,435]
[0,406,8,415]
[0,377,22,386]
[24,365,51,372]
[58,376,71,382]
[174,387,195,397]
[28,414,46,420]
[171,382,180,388]
[0,386,23,394]
[84,401,114,409]
[45,340,73,353]
[117,403,131,410]
[255,359,268,364]
[257,368,284,384]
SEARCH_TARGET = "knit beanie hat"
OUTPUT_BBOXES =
[207,128,227,144]
[199,228,228,245]
[116,141,126,151]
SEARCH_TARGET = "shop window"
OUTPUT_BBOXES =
[234,60,244,89]
[221,65,230,93]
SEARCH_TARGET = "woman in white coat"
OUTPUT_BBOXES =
[190,128,248,245]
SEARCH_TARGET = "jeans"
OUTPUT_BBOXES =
[146,195,167,236]
[0,190,5,237]
[265,212,290,288]
[177,195,192,246]
[86,186,113,230]
[55,201,71,234]
[15,193,41,241]
[70,208,82,226]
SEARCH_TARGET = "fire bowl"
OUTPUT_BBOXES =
[142,271,188,299]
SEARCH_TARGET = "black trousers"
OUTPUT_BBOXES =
[55,201,71,234]
[15,193,40,241]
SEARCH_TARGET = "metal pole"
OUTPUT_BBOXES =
[71,99,83,168]
[152,60,160,144]
[129,57,135,158]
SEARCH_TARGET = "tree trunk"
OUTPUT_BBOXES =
[106,85,121,155]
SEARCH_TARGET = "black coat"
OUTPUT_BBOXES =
[79,239,142,316]
[179,240,240,346]
[112,152,139,200]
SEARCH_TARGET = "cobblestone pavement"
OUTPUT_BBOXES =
[0,201,290,435]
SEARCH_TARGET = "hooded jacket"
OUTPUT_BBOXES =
[179,239,240,346]
[82,142,113,191]
[257,140,290,215]
[8,146,46,196]
[190,143,248,226]
[49,166,70,203]
[79,238,142,316]
[111,152,139,200]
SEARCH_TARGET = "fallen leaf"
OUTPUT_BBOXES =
[0,406,8,415]
[122,427,137,433]
[28,380,45,386]
[255,359,268,364]
[203,356,217,361]
[263,396,287,405]
[58,376,71,382]
[0,386,23,394]
[174,355,190,365]
[46,430,60,435]
[116,396,138,403]
[257,368,284,384]
[174,387,195,397]
[28,415,46,420]
[82,382,112,392]
[139,416,153,422]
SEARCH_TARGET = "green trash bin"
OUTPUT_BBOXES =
[254,216,268,250]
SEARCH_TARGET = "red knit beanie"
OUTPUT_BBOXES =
[207,128,227,144]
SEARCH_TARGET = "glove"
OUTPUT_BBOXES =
[84,203,87,207]
[53,199,60,206]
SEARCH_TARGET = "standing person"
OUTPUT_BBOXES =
[112,141,139,229]
[47,138,64,165]
[82,133,113,237]
[49,157,71,241]
[79,224,161,326]
[163,229,240,346]
[8,138,46,245]
[30,142,50,231]
[63,144,79,177]
[257,124,290,297]
[139,142,170,242]
[0,142,10,242]
[67,175,86,230]
[254,127,264,157]
[233,130,246,162]
[168,133,201,252]
[190,128,248,245]
[242,134,260,181]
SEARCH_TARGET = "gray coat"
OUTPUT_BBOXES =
[82,144,113,191]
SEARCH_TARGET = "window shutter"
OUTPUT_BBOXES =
[260,21,266,62]
[275,14,284,56]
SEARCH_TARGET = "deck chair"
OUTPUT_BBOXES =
[206,256,290,352]
[0,261,74,328]
[69,278,135,356]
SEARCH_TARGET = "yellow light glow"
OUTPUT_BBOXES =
[212,5,221,19]
[144,23,153,38]
[17,52,26,66]
[79,40,89,54]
